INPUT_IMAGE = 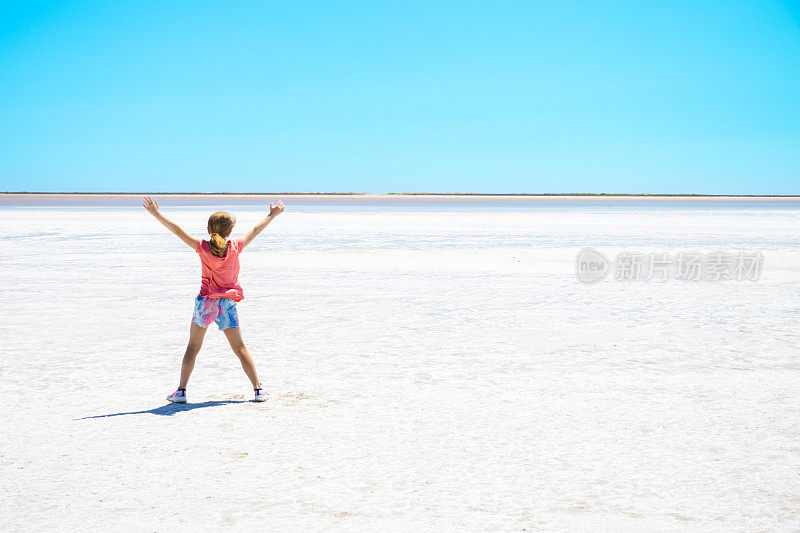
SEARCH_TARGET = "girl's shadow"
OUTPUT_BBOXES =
[77,400,250,419]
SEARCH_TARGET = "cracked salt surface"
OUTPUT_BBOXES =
[1,198,799,531]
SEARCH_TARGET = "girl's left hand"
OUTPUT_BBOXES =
[143,196,160,215]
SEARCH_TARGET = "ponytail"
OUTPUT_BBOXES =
[209,232,228,257]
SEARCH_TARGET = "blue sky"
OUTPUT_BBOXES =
[1,1,799,194]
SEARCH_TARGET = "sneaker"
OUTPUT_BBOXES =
[166,389,187,403]
[254,388,268,402]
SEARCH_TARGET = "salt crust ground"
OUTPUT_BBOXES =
[1,201,799,531]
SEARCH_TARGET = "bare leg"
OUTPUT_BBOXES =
[179,323,208,389]
[223,327,261,388]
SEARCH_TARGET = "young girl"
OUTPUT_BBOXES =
[143,196,285,403]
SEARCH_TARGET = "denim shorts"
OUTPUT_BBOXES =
[192,296,239,330]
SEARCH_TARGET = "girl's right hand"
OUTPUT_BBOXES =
[269,201,285,217]
[143,196,160,216]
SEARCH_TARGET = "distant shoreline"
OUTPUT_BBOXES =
[2,192,800,204]
[2,191,799,197]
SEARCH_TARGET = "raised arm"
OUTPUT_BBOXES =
[242,201,284,248]
[142,196,198,251]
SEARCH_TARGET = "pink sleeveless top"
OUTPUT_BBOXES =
[195,238,245,301]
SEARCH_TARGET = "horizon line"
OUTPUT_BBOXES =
[3,191,800,197]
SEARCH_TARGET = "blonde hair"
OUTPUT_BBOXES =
[207,211,236,257]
